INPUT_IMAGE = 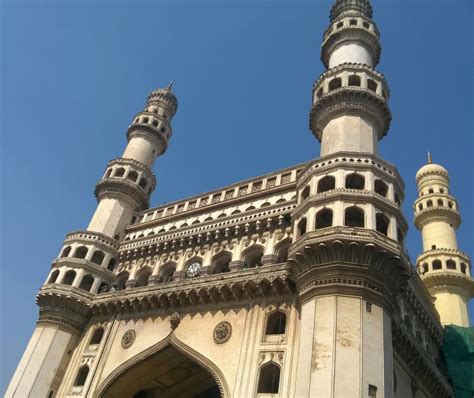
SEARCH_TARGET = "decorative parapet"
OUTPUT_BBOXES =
[103,158,157,190]
[91,265,294,316]
[420,271,474,295]
[51,258,115,281]
[64,230,120,252]
[413,206,461,230]
[94,177,149,210]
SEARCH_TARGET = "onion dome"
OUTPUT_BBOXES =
[147,82,178,116]
[330,0,373,21]
[416,152,449,182]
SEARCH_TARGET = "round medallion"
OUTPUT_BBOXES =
[186,262,201,278]
[121,329,136,349]
[213,321,232,344]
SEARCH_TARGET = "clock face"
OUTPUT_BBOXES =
[186,262,201,278]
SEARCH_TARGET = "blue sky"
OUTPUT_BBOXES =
[1,0,472,392]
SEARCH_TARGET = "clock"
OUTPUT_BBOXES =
[186,262,201,278]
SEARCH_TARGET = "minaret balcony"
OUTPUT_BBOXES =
[419,271,474,297]
[322,16,381,68]
[310,65,391,141]
[416,249,471,277]
[95,175,151,210]
[413,204,461,230]
[102,157,156,193]
[126,122,170,156]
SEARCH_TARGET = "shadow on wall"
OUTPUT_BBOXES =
[441,325,474,398]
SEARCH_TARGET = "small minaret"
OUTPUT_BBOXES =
[5,85,178,397]
[414,153,473,327]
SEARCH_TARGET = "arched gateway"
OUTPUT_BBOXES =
[97,336,227,398]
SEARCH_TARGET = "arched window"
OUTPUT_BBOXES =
[317,176,336,193]
[62,270,76,285]
[90,327,104,345]
[316,88,323,98]
[115,272,129,290]
[107,258,117,272]
[421,263,428,274]
[375,213,390,236]
[448,201,453,209]
[348,75,361,86]
[243,247,264,269]
[461,263,467,274]
[91,251,105,265]
[446,260,456,270]
[432,260,442,270]
[135,269,151,287]
[418,203,423,211]
[126,170,138,182]
[428,188,434,194]
[301,186,310,201]
[246,206,256,211]
[297,218,307,237]
[427,200,433,208]
[231,209,242,215]
[315,208,333,229]
[160,264,176,283]
[345,207,364,228]
[213,252,231,274]
[104,169,112,178]
[74,246,88,259]
[437,199,443,207]
[74,365,89,387]
[345,173,365,190]
[48,270,60,284]
[329,77,342,91]
[61,246,71,258]
[98,282,109,293]
[139,177,148,189]
[79,274,94,291]
[374,179,388,197]
[266,311,286,335]
[257,363,280,394]
[367,79,377,92]
[275,240,291,263]
[114,167,125,178]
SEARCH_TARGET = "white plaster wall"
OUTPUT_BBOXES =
[421,221,457,251]
[122,136,160,168]
[88,197,137,238]
[329,43,373,68]
[432,290,470,327]
[320,115,379,156]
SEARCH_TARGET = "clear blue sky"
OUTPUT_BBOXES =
[1,0,472,392]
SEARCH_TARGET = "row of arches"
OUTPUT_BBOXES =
[420,187,448,196]
[301,174,392,199]
[60,246,117,271]
[48,269,108,293]
[104,167,150,192]
[296,207,393,237]
[419,260,468,275]
[315,74,385,100]
[417,198,455,212]
[132,114,169,137]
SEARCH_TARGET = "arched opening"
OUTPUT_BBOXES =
[159,264,176,283]
[265,311,286,335]
[345,207,364,228]
[375,213,390,236]
[90,327,104,345]
[297,217,307,237]
[418,203,423,211]
[329,77,342,91]
[61,246,71,258]
[136,269,151,287]
[62,270,76,285]
[301,186,310,201]
[74,365,89,387]
[105,169,112,178]
[79,274,94,291]
[98,282,109,293]
[427,200,433,208]
[74,246,88,259]
[257,362,280,394]
[432,260,442,270]
[437,199,443,207]
[348,75,361,86]
[446,260,456,270]
[275,239,291,263]
[374,179,388,197]
[213,252,231,274]
[100,344,222,398]
[315,208,333,229]
[428,188,434,194]
[139,177,148,189]
[114,168,125,178]
[243,246,264,269]
[127,170,139,182]
[367,79,377,92]
[107,258,117,272]
[317,175,336,193]
[91,250,105,265]
[48,270,60,284]
[115,272,129,290]
[345,173,365,190]
[421,263,428,275]
[460,263,467,274]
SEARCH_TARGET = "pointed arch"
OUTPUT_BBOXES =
[95,333,230,398]
[241,244,265,269]
[274,237,291,263]
[211,250,232,274]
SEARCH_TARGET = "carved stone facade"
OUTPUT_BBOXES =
[6,1,471,397]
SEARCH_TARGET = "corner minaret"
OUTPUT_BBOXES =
[414,154,473,327]
[310,0,390,156]
[5,85,178,398]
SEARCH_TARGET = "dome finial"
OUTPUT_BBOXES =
[427,151,432,164]
[166,81,174,91]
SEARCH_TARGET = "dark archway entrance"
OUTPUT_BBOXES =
[102,345,221,398]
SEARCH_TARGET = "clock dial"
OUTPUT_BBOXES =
[186,262,201,278]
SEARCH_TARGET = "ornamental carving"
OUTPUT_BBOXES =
[213,321,232,344]
[121,329,136,349]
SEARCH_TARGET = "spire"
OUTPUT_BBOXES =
[166,80,174,91]
[427,151,432,164]
[330,0,373,22]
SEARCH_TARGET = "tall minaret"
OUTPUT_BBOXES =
[5,85,178,397]
[414,154,473,327]
[290,0,409,396]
